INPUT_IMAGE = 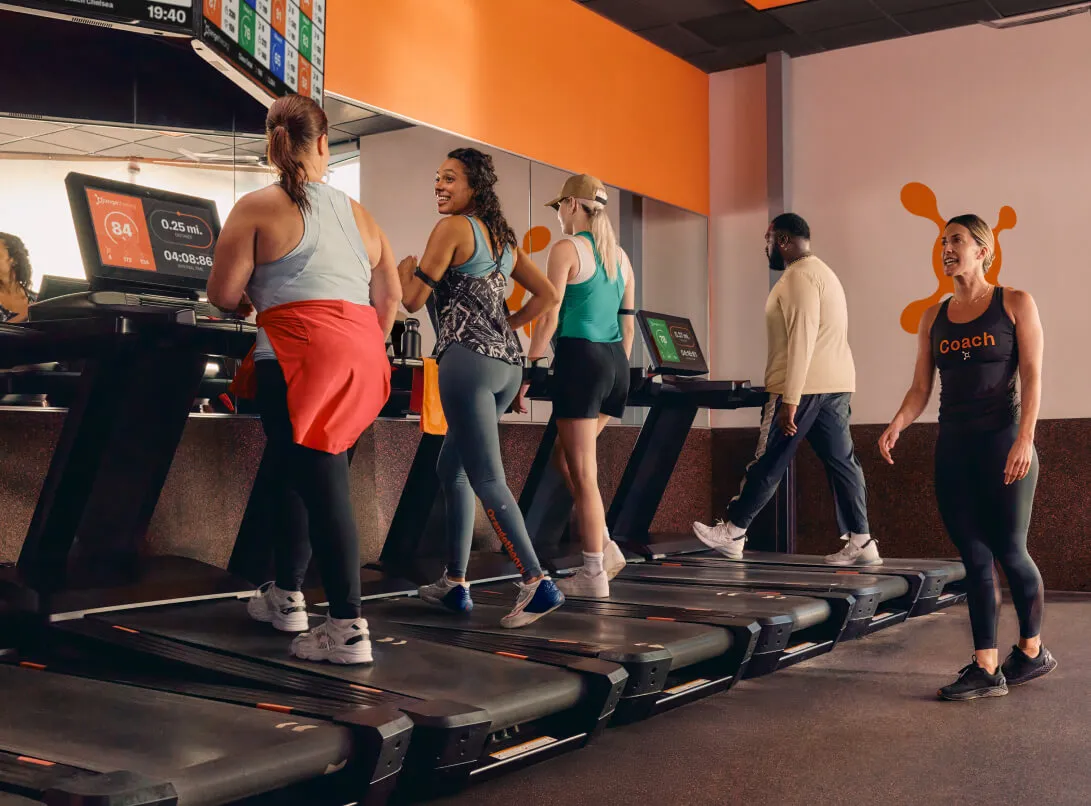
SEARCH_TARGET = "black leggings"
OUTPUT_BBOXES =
[255,360,361,619]
[935,424,1043,650]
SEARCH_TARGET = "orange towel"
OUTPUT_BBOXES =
[231,300,391,454]
[419,357,448,436]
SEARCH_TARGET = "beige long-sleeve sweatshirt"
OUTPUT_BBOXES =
[764,255,856,405]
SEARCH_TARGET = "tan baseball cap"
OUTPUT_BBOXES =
[546,174,608,209]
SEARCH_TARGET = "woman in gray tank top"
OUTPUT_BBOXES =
[208,94,401,665]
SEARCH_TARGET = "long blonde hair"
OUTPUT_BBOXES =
[576,199,621,281]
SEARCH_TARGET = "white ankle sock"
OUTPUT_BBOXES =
[583,551,605,576]
[330,617,360,628]
[850,533,872,548]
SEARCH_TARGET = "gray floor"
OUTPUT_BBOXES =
[433,595,1090,805]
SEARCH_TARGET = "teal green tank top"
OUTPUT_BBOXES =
[556,232,625,343]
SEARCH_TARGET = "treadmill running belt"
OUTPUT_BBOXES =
[0,665,353,806]
[93,600,586,731]
[365,596,732,669]
[575,580,833,631]
[732,552,967,581]
[627,564,910,598]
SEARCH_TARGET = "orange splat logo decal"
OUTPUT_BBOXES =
[899,182,1016,334]
[506,225,553,337]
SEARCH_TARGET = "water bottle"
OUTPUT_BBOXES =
[401,317,422,360]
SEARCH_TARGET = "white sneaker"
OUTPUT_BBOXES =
[824,534,883,566]
[603,540,627,580]
[692,520,746,560]
[290,616,373,664]
[556,567,610,598]
[247,581,309,632]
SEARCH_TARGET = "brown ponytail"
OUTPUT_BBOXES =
[265,93,328,213]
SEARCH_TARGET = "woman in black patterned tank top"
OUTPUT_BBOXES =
[879,213,1055,701]
[397,148,566,629]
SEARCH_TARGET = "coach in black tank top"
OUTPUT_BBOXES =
[931,286,1020,431]
[880,213,1055,702]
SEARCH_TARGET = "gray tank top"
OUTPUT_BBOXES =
[249,182,373,360]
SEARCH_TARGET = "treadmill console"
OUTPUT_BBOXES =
[636,310,709,377]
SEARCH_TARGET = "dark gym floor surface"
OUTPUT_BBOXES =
[432,594,1090,806]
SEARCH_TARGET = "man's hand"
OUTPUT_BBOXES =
[777,402,799,437]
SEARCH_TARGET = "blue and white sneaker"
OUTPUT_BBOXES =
[500,577,564,628]
[418,574,474,613]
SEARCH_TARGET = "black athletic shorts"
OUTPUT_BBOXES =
[551,337,629,419]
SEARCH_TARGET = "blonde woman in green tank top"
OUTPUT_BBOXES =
[522,174,636,598]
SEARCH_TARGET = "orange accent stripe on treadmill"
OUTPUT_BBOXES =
[350,685,383,693]
[646,616,676,622]
[19,661,46,670]
[496,651,528,660]
[112,625,140,634]
[661,563,683,567]
[257,703,294,714]
[835,570,860,575]
[18,756,55,767]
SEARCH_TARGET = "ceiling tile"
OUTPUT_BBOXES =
[637,23,719,56]
[894,0,1001,33]
[689,32,820,70]
[0,139,81,155]
[681,8,796,46]
[871,0,952,15]
[78,124,166,142]
[94,143,184,160]
[0,117,72,138]
[989,0,1080,15]
[131,134,227,156]
[809,17,909,48]
[36,129,125,154]
[771,0,888,33]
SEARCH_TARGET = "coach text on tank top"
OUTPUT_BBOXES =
[556,232,626,344]
[433,216,523,365]
[248,182,373,361]
[931,286,1020,432]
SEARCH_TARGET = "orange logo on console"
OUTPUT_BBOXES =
[899,182,1016,334]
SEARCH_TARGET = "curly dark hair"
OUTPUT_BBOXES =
[447,148,517,259]
[0,232,32,292]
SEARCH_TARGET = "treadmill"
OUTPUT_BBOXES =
[523,311,957,636]
[0,177,412,806]
[0,174,619,799]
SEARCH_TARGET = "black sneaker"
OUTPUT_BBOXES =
[1001,645,1057,686]
[937,657,1008,701]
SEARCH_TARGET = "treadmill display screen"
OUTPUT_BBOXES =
[637,310,709,376]
[85,189,215,280]
[67,172,221,293]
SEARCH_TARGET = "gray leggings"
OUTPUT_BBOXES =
[437,343,543,581]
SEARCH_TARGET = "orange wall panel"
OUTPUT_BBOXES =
[325,0,710,215]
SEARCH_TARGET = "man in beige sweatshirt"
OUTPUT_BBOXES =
[693,213,881,566]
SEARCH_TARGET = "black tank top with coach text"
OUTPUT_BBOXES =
[930,286,1019,431]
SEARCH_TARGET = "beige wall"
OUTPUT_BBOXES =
[711,15,1091,425]
[708,65,770,428]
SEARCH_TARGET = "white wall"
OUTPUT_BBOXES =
[709,65,771,428]
[357,125,620,423]
[711,14,1091,425]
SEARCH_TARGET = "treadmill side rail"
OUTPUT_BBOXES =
[43,772,179,806]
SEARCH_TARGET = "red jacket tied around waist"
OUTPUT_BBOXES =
[232,300,391,454]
